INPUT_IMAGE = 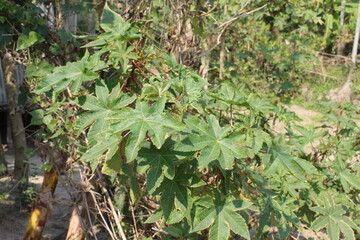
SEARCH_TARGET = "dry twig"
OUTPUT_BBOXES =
[96,168,127,240]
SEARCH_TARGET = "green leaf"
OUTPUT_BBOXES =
[192,197,251,240]
[311,197,357,240]
[75,81,136,136]
[109,42,138,71]
[209,215,230,240]
[30,109,44,125]
[339,170,360,192]
[156,176,190,220]
[138,139,193,194]
[192,207,217,232]
[112,96,185,162]
[311,215,328,230]
[266,143,318,181]
[138,141,175,193]
[102,148,122,175]
[223,208,250,239]
[176,115,244,170]
[338,220,355,240]
[209,82,247,105]
[17,31,44,50]
[34,50,98,94]
[145,209,163,224]
[80,134,120,164]
[100,3,131,35]
[82,39,107,48]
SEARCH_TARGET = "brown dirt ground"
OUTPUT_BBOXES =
[0,152,74,240]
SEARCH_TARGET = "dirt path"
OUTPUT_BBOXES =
[271,105,322,137]
[288,105,322,127]
[0,153,75,240]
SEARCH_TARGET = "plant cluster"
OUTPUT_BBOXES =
[28,5,360,239]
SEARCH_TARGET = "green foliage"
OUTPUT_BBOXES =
[111,96,185,162]
[176,115,244,170]
[0,0,47,48]
[192,194,252,240]
[33,50,98,95]
[17,31,44,50]
[25,2,360,240]
[311,196,359,240]
[21,186,37,206]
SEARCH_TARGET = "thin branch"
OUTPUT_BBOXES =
[316,52,350,60]
[130,200,139,239]
[198,4,267,58]
[198,0,221,17]
[218,0,252,28]
[96,168,127,240]
[79,170,98,240]
[304,70,341,81]
[89,190,117,240]
[233,142,267,154]
[308,189,320,207]
[230,104,234,127]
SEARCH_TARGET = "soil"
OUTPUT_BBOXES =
[0,152,74,240]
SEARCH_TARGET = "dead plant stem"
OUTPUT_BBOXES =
[96,168,127,240]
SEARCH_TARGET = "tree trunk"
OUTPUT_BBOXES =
[351,1,360,65]
[200,40,210,82]
[329,1,360,102]
[2,53,27,180]
[337,0,346,56]
[219,1,229,80]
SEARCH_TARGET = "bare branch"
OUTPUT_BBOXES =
[198,4,267,58]
[96,168,127,240]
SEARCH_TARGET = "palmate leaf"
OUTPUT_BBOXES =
[33,50,98,94]
[100,3,131,37]
[338,170,360,192]
[152,165,193,220]
[82,4,139,49]
[111,96,185,162]
[76,81,135,170]
[176,115,244,170]
[138,140,192,194]
[311,197,358,240]
[109,42,138,72]
[265,141,318,181]
[192,197,252,240]
[209,82,247,105]
[293,125,323,144]
[257,197,301,240]
[75,81,136,138]
[80,134,121,171]
[242,128,272,158]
